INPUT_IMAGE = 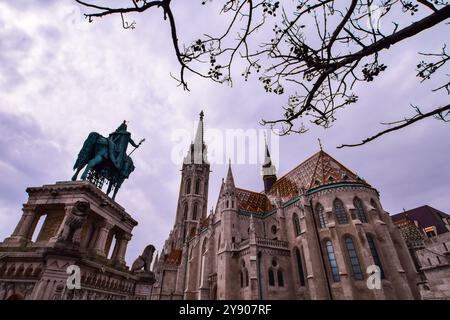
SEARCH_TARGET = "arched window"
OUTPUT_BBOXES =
[316,203,327,229]
[325,240,340,282]
[353,198,368,223]
[217,233,221,250]
[185,179,191,194]
[240,271,244,288]
[277,270,284,287]
[195,179,201,195]
[344,236,363,280]
[245,268,249,287]
[192,203,198,220]
[268,269,275,286]
[183,203,188,220]
[333,199,349,224]
[294,248,306,286]
[293,213,301,236]
[366,234,385,279]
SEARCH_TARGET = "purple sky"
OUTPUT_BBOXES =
[0,0,449,264]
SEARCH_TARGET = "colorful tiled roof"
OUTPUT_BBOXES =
[267,151,370,199]
[236,188,273,214]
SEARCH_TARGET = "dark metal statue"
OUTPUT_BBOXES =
[72,121,144,200]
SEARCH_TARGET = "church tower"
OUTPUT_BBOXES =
[170,111,210,249]
[216,162,240,299]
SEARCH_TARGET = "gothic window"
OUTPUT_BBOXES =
[192,203,199,220]
[217,233,221,250]
[353,198,368,223]
[333,199,349,224]
[294,248,306,286]
[185,179,191,194]
[183,203,188,220]
[195,179,201,195]
[344,236,364,280]
[240,270,244,288]
[245,268,249,287]
[268,269,275,286]
[277,270,284,287]
[325,240,340,282]
[316,203,327,229]
[293,213,301,236]
[366,234,385,279]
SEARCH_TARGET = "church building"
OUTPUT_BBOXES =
[151,113,421,300]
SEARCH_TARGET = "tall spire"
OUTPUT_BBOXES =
[184,111,208,164]
[225,159,235,189]
[262,135,276,175]
[262,134,277,193]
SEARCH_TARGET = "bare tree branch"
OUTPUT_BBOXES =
[337,104,450,148]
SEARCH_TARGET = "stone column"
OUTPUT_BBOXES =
[92,221,114,257]
[4,204,37,245]
[114,233,132,265]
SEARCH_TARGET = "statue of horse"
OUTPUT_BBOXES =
[71,132,136,200]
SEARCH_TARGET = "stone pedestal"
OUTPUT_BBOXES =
[0,181,148,301]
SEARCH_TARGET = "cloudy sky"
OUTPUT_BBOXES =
[0,0,448,264]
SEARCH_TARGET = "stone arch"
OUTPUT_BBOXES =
[0,263,7,276]
[210,283,217,300]
[30,213,46,242]
[6,264,16,276]
[16,264,25,277]
[293,246,306,286]
[24,264,34,277]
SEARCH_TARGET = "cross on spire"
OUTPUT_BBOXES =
[318,138,323,151]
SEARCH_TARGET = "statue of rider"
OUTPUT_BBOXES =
[108,120,140,170]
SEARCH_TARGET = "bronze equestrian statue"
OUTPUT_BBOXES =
[72,121,144,200]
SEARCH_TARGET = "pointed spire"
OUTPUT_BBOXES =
[184,110,208,164]
[194,110,205,148]
[225,159,235,188]
[262,134,276,175]
[262,132,277,192]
